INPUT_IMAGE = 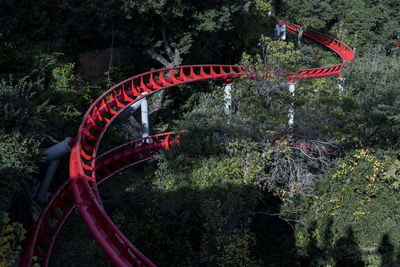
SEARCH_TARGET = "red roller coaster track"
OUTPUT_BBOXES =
[21,19,354,266]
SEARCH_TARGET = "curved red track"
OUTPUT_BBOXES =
[20,132,181,266]
[21,20,354,266]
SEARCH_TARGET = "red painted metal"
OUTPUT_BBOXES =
[22,19,355,267]
[276,20,354,80]
[20,132,181,267]
[267,131,312,151]
[395,27,400,49]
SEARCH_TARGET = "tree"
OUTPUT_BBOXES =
[280,0,400,53]
[342,47,400,146]
[280,0,335,30]
[233,36,339,199]
[119,0,268,126]
[284,149,400,266]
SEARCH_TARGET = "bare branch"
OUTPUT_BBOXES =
[260,137,337,201]
[148,27,181,69]
[173,48,181,66]
[149,44,172,68]
[251,211,301,229]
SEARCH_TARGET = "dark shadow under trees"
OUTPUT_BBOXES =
[299,217,400,267]
[51,171,298,266]
[300,219,364,267]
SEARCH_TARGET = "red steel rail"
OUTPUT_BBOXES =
[20,132,181,266]
[21,19,354,266]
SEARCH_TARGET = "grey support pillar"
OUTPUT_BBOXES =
[42,137,72,162]
[280,24,286,41]
[224,80,232,114]
[275,24,281,40]
[35,137,72,205]
[124,93,150,138]
[288,81,296,126]
[129,99,143,113]
[337,77,345,93]
[141,93,149,138]
[35,160,60,204]
[276,22,286,41]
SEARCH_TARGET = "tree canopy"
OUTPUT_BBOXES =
[0,0,399,266]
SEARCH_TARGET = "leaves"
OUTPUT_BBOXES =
[0,212,26,267]
[342,47,400,145]
[285,149,400,265]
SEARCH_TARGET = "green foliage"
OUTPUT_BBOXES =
[284,149,400,266]
[0,78,45,134]
[234,35,301,133]
[0,130,40,212]
[233,76,290,131]
[1,53,95,139]
[1,1,399,265]
[120,0,259,64]
[342,48,400,146]
[93,94,294,266]
[280,0,400,52]
[0,54,100,219]
[242,35,300,76]
[294,77,359,140]
[0,78,43,212]
[333,0,400,52]
[250,0,273,17]
[27,53,102,138]
[46,62,83,135]
[0,212,26,267]
[282,0,335,30]
[108,156,266,266]
[50,63,76,92]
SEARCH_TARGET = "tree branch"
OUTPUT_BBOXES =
[251,211,300,229]
[149,44,172,68]
[172,48,181,66]
[161,25,174,61]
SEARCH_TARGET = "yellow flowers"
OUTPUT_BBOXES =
[333,150,386,187]
[333,161,357,180]
[0,212,26,267]
[351,210,366,221]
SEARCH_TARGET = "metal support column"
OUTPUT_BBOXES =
[337,77,345,93]
[224,80,232,114]
[141,93,149,138]
[35,137,72,205]
[288,81,296,126]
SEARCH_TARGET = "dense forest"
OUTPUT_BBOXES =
[1,0,400,266]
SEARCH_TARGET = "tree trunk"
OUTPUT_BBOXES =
[124,26,181,137]
[146,26,181,127]
[107,26,115,82]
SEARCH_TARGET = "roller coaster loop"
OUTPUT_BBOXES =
[21,19,354,267]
